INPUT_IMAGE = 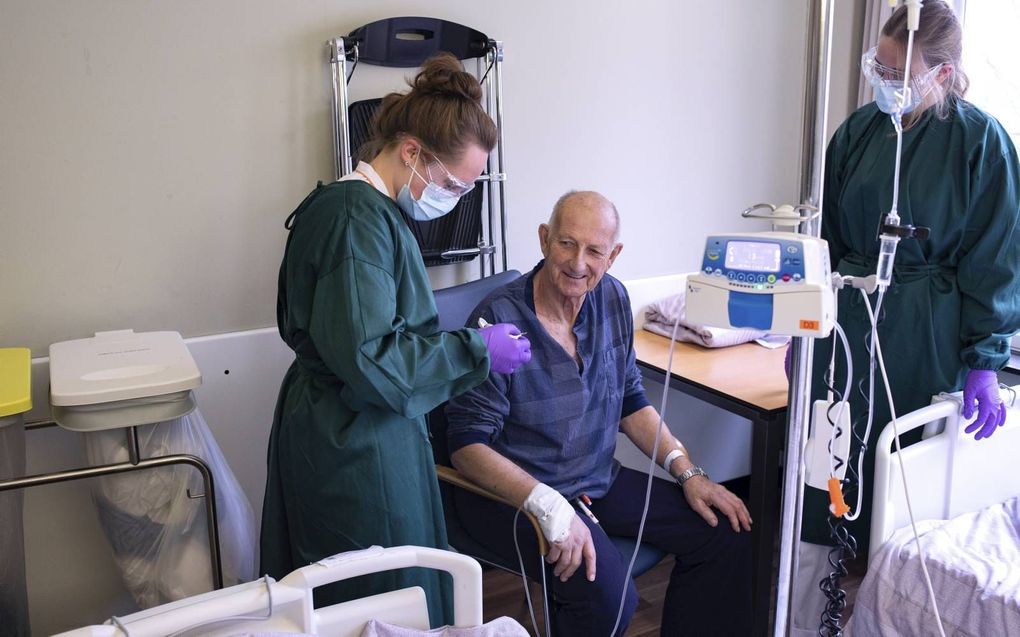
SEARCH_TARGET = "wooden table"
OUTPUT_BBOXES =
[632,330,788,637]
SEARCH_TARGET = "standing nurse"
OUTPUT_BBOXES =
[793,2,1020,634]
[260,53,531,625]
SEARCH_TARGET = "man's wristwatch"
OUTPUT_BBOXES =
[675,466,708,488]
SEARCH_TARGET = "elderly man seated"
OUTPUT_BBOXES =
[445,191,753,636]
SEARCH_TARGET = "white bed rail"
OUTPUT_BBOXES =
[53,546,483,637]
[283,545,484,628]
[870,387,1020,561]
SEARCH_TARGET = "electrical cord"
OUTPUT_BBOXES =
[345,43,360,84]
[845,288,886,522]
[479,54,496,84]
[818,280,884,635]
[827,321,854,479]
[609,311,683,637]
[863,291,948,637]
[819,517,856,637]
[820,286,947,637]
[513,508,546,637]
[819,319,855,636]
[818,289,883,635]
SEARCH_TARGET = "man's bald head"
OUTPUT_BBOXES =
[537,191,623,302]
[548,191,620,244]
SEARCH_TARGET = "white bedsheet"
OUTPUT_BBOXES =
[360,617,528,636]
[849,495,1020,636]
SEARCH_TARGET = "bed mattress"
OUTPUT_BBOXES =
[849,495,1020,636]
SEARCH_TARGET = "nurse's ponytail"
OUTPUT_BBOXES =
[362,53,497,162]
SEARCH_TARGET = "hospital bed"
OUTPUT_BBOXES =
[53,546,487,637]
[848,387,1020,636]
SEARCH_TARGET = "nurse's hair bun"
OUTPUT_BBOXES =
[362,52,497,161]
[410,52,484,103]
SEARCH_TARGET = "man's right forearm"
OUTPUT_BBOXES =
[449,443,541,507]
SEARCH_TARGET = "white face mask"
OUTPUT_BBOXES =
[395,151,467,221]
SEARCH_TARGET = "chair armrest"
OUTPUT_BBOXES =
[435,464,549,556]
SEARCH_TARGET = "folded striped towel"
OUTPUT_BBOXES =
[643,292,778,348]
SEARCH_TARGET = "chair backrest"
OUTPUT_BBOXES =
[347,17,490,69]
[429,270,521,464]
[432,270,521,332]
[347,97,486,267]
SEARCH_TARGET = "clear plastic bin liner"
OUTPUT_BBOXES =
[0,422,30,637]
[85,409,257,609]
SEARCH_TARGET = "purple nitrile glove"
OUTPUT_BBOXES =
[962,369,1007,440]
[479,323,532,374]
[784,347,792,381]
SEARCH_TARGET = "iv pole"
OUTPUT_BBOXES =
[773,0,834,635]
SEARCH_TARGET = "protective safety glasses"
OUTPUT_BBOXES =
[861,46,941,85]
[424,155,475,197]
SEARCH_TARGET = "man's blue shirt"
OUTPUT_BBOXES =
[445,261,651,500]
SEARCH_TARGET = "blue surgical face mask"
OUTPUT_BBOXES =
[871,78,922,115]
[870,66,940,115]
[396,153,462,221]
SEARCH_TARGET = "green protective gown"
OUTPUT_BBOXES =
[802,100,1020,555]
[260,177,490,626]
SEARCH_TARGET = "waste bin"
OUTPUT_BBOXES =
[49,330,255,608]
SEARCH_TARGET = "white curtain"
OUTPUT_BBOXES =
[856,0,968,107]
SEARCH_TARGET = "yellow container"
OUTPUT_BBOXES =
[1,348,30,636]
[0,348,32,427]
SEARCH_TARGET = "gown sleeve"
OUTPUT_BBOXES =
[956,128,1020,370]
[443,303,513,455]
[821,121,853,269]
[308,198,490,419]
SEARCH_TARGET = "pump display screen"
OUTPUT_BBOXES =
[725,241,781,272]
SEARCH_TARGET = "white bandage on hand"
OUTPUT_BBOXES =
[522,482,574,544]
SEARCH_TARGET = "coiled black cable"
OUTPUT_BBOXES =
[819,516,856,636]
[817,341,855,636]
[818,301,886,636]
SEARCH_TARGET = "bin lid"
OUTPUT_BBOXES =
[0,348,32,418]
[49,330,201,407]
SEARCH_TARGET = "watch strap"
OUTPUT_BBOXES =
[675,466,707,488]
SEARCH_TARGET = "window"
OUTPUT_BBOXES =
[960,2,1020,355]
[962,1,1020,142]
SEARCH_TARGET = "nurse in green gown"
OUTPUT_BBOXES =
[260,53,531,626]
[793,3,1020,634]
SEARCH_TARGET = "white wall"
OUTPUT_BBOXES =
[1,0,811,356]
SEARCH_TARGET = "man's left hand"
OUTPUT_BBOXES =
[681,476,752,532]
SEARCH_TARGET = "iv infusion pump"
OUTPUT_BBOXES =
[686,232,835,338]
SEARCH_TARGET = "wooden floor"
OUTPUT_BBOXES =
[480,554,866,636]
[480,560,674,637]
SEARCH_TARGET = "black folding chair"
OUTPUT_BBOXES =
[328,17,508,274]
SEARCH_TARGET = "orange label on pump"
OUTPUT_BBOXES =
[800,320,820,330]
